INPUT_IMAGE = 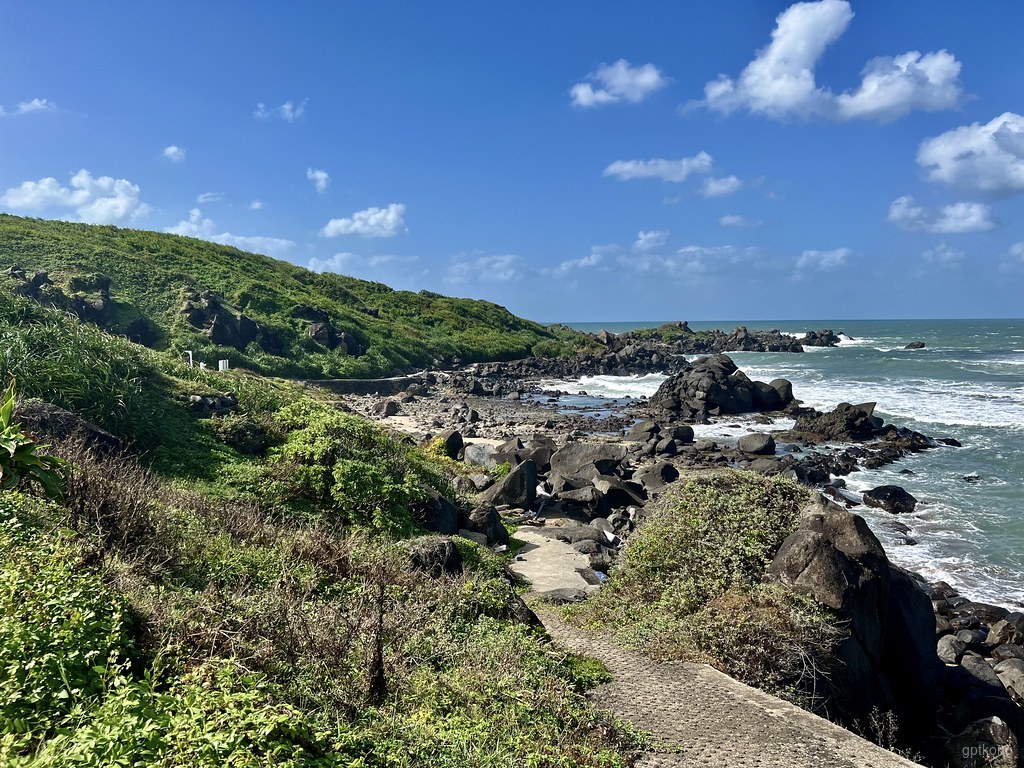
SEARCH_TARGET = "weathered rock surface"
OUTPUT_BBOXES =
[863,485,918,515]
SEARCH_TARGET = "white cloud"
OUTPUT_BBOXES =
[321,203,407,238]
[917,112,1024,196]
[308,252,419,275]
[570,59,668,108]
[922,242,965,269]
[254,99,307,122]
[544,248,607,278]
[633,230,669,253]
[0,98,56,116]
[835,50,962,121]
[196,191,223,204]
[0,169,151,224]
[795,247,851,272]
[307,167,330,193]
[163,145,186,163]
[700,175,743,198]
[699,0,961,122]
[446,253,523,284]
[1000,242,1024,273]
[249,199,265,210]
[887,195,995,233]
[165,208,296,258]
[932,202,996,233]
[603,152,713,182]
[719,214,763,228]
[621,244,760,278]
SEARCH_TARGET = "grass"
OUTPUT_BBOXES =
[0,214,589,379]
[0,290,636,765]
[567,470,842,709]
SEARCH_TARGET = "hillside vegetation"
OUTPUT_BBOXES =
[0,289,632,766]
[0,214,579,379]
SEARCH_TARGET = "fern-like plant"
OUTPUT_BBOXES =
[0,380,66,498]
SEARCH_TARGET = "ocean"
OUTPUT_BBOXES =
[558,319,1024,608]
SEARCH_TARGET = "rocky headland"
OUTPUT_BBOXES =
[339,348,1023,767]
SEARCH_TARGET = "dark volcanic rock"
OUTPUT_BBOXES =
[863,485,918,515]
[737,432,776,455]
[549,442,627,482]
[402,536,464,577]
[792,402,884,441]
[481,460,537,510]
[904,341,926,350]
[649,354,793,420]
[14,400,122,454]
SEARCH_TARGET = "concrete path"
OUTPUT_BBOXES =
[540,611,924,768]
[509,526,599,595]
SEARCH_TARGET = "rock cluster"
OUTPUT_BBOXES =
[289,304,364,355]
[184,391,238,417]
[181,289,280,353]
[648,354,795,420]
[931,583,1024,765]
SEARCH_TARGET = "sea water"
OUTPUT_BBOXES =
[557,319,1024,607]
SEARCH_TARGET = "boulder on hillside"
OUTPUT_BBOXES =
[401,536,464,577]
[13,400,122,454]
[463,504,511,546]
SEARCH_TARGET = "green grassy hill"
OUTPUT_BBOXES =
[0,214,575,378]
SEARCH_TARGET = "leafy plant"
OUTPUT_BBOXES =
[0,381,65,498]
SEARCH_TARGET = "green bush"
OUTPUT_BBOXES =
[273,400,451,534]
[568,471,839,705]
[0,382,65,498]
[0,493,131,754]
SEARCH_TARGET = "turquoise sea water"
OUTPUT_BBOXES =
[562,319,1024,607]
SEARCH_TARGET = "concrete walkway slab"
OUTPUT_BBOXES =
[540,611,923,768]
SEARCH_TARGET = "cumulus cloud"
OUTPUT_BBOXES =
[917,112,1024,196]
[794,247,851,272]
[0,169,151,224]
[0,98,56,116]
[887,195,995,233]
[543,248,607,278]
[622,244,760,278]
[719,214,763,228]
[165,208,296,258]
[1000,242,1024,273]
[307,167,330,193]
[163,145,186,163]
[570,59,668,108]
[922,242,965,269]
[633,230,669,253]
[196,191,223,204]
[320,203,407,238]
[308,252,418,275]
[700,175,743,198]
[698,0,961,122]
[249,199,265,210]
[446,253,523,284]
[254,99,307,122]
[603,152,713,182]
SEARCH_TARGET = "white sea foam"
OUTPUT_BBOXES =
[541,373,668,400]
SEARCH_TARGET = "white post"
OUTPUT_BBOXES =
[218,359,229,372]
[185,350,194,368]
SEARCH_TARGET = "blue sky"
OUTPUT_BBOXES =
[2,1,1023,321]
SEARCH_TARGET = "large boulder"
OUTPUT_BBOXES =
[792,402,885,442]
[768,498,940,736]
[863,485,918,515]
[649,354,791,419]
[13,400,122,454]
[401,536,464,577]
[737,432,776,455]
[480,459,537,510]
[462,504,511,546]
[549,442,627,482]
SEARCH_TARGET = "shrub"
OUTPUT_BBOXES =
[569,470,840,706]
[273,400,451,534]
[0,382,65,498]
[0,493,131,754]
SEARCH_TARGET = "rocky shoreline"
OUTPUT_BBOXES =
[332,349,1022,766]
